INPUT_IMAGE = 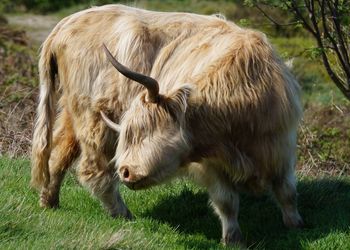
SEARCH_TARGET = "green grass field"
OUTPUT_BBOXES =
[1,157,349,249]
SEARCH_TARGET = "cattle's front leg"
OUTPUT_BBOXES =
[209,183,243,246]
[78,146,132,219]
[188,163,243,246]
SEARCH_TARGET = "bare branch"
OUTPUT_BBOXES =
[327,0,350,76]
[254,4,299,27]
[289,0,318,36]
[320,0,348,73]
[251,0,350,100]
[295,0,350,98]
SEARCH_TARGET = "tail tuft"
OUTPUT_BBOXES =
[30,46,57,190]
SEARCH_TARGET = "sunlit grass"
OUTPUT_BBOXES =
[1,157,349,249]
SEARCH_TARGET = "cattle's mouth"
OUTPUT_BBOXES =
[121,176,156,190]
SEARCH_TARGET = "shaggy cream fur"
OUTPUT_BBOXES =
[31,4,303,245]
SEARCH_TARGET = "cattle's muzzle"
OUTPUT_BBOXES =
[118,165,153,190]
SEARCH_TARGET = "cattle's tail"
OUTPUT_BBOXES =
[30,44,58,190]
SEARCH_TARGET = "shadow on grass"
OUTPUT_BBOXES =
[144,178,350,249]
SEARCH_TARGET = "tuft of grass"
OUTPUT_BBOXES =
[1,157,350,249]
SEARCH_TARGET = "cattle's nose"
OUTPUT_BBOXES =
[119,165,135,182]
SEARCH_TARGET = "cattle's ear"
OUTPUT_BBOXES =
[165,84,193,120]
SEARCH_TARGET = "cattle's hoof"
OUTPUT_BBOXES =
[283,213,304,229]
[222,229,245,248]
[110,207,133,220]
[40,188,59,209]
[125,209,133,220]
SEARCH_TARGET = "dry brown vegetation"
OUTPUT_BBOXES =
[0,22,37,156]
[298,105,350,177]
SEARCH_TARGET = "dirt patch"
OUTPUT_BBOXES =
[6,14,58,45]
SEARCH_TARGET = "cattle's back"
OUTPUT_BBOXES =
[43,5,231,106]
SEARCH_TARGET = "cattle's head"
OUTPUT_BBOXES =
[101,44,192,190]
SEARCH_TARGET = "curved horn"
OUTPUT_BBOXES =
[103,43,159,103]
[100,111,121,133]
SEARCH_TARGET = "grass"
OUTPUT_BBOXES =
[1,157,350,249]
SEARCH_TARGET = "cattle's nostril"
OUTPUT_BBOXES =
[123,167,129,179]
[119,165,131,181]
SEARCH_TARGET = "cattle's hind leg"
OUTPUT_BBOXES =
[272,171,304,228]
[40,111,79,208]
